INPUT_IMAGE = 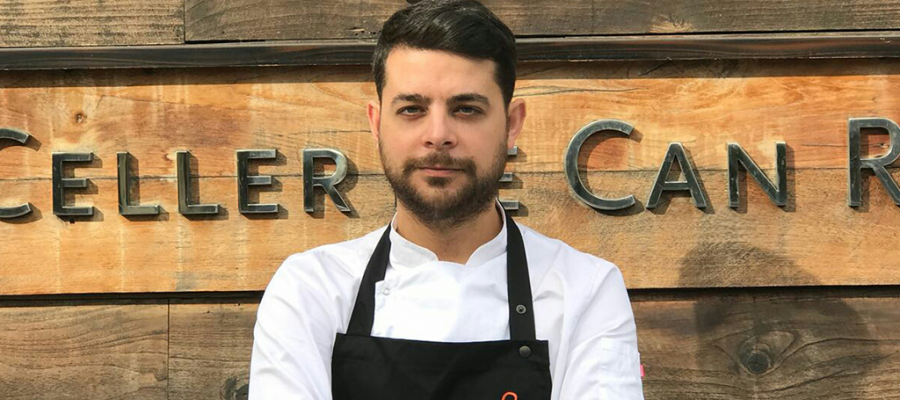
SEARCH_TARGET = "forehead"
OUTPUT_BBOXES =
[383,47,502,101]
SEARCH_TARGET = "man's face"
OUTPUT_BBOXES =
[367,47,525,228]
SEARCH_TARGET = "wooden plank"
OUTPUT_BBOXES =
[168,299,258,400]
[634,289,900,399]
[0,0,184,48]
[2,58,900,180]
[4,167,900,294]
[0,300,168,400]
[184,0,900,42]
[11,33,900,71]
[0,175,396,295]
[4,60,900,294]
[160,289,900,399]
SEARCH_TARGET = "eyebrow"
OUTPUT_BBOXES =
[448,93,490,106]
[389,93,491,107]
[391,93,431,107]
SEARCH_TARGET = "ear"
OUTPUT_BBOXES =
[367,100,382,146]
[505,98,526,149]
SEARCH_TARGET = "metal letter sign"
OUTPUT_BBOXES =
[727,142,787,207]
[848,117,900,206]
[0,128,33,218]
[237,149,279,214]
[564,119,636,210]
[177,151,221,215]
[303,149,351,213]
[646,143,708,209]
[500,146,520,211]
[117,152,160,216]
[13,116,900,220]
[52,152,95,217]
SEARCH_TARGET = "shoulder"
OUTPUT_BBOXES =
[264,226,386,294]
[516,221,623,294]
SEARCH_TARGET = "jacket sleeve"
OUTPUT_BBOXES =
[249,253,342,400]
[557,261,645,400]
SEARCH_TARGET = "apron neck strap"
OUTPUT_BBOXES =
[346,212,537,342]
[346,225,391,336]
[504,212,537,341]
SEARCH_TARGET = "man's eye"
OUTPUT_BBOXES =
[398,107,422,115]
[456,106,482,115]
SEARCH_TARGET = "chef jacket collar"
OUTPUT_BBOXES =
[388,200,508,269]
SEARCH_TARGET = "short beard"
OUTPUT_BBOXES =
[380,141,508,231]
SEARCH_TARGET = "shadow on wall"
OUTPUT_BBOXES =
[668,242,888,400]
[221,376,249,400]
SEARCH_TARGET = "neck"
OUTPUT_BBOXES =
[394,202,503,264]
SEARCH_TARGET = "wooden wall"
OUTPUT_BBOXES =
[2,1,900,399]
[5,0,900,48]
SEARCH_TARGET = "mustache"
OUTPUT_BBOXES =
[402,152,477,176]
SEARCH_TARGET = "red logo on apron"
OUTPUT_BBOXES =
[502,392,518,400]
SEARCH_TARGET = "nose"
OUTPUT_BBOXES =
[422,111,457,150]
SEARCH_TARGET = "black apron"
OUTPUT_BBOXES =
[332,213,552,400]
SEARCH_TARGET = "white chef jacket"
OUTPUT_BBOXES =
[249,207,644,400]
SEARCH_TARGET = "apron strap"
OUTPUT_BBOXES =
[504,212,537,341]
[345,212,537,342]
[346,225,392,336]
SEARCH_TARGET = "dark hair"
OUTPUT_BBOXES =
[373,0,517,106]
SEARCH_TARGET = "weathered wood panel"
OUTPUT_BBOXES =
[3,290,896,398]
[3,167,900,294]
[1,59,899,179]
[185,0,900,42]
[10,33,900,71]
[634,289,900,399]
[5,60,900,294]
[0,175,394,295]
[0,300,168,400]
[169,299,257,400]
[162,289,900,399]
[0,0,184,48]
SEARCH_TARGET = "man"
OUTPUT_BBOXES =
[249,1,644,399]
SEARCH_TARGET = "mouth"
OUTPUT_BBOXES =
[418,166,462,177]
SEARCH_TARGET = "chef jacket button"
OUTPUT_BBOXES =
[519,345,531,358]
[382,288,391,296]
[515,304,527,314]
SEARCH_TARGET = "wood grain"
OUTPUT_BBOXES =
[2,291,896,399]
[0,300,168,400]
[3,166,900,294]
[169,299,258,400]
[0,0,183,48]
[184,0,900,42]
[634,289,900,399]
[4,60,900,294]
[161,290,900,399]
[11,33,900,71]
[1,58,899,180]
